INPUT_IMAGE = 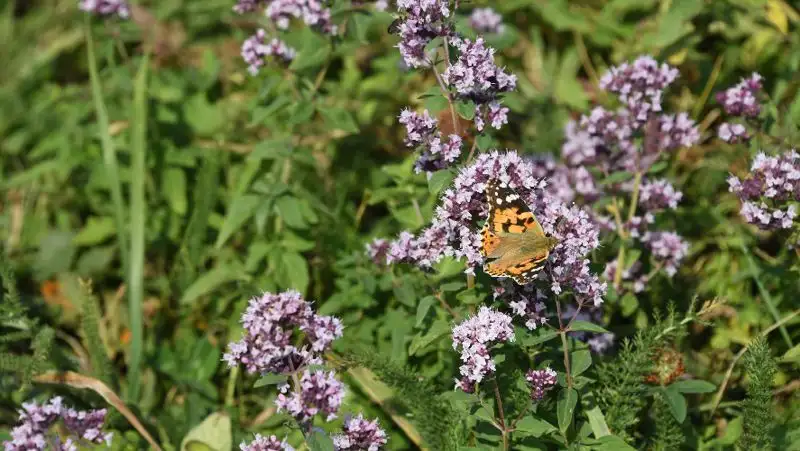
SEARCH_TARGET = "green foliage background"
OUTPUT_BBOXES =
[1,0,799,449]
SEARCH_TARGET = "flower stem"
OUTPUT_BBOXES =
[627,171,643,222]
[554,298,573,388]
[431,62,460,138]
[492,379,509,450]
[466,138,479,163]
[225,366,238,407]
[613,171,643,288]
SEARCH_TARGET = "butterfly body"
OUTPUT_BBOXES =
[480,179,558,285]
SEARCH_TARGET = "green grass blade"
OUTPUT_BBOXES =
[127,52,150,401]
[85,19,129,277]
[739,242,793,348]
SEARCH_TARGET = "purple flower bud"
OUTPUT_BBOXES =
[729,150,800,230]
[61,407,113,446]
[365,239,390,265]
[639,179,683,211]
[494,281,548,330]
[79,0,129,18]
[599,56,678,122]
[395,0,453,68]
[717,122,749,143]
[4,397,112,451]
[240,434,294,451]
[332,414,388,451]
[452,306,514,387]
[469,8,504,34]
[242,30,296,75]
[443,37,516,103]
[275,370,345,422]
[233,0,268,14]
[399,109,438,146]
[643,231,688,277]
[223,291,343,375]
[399,109,463,173]
[716,73,763,117]
[266,0,338,35]
[475,101,509,132]
[525,368,557,401]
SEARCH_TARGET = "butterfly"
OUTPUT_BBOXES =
[480,179,559,285]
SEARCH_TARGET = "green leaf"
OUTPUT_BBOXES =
[307,430,335,451]
[600,171,633,185]
[276,196,308,229]
[215,194,260,248]
[569,321,610,334]
[289,38,330,71]
[287,100,316,127]
[669,379,716,394]
[553,49,588,109]
[184,94,224,137]
[163,167,188,215]
[254,373,288,388]
[585,406,610,438]
[319,106,359,134]
[440,281,465,292]
[73,216,116,246]
[35,232,76,279]
[557,387,578,434]
[180,412,232,451]
[393,280,416,307]
[428,169,456,194]
[620,293,638,317]
[180,266,248,305]
[781,343,800,363]
[456,100,475,119]
[516,416,557,438]
[251,137,294,160]
[416,296,436,327]
[281,252,310,293]
[585,435,637,451]
[523,329,560,346]
[662,386,687,423]
[474,405,495,424]
[571,349,592,377]
[647,161,668,173]
[408,320,450,356]
[476,133,494,150]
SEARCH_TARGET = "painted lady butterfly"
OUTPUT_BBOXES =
[480,179,559,285]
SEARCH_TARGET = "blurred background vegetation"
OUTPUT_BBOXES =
[1,0,799,449]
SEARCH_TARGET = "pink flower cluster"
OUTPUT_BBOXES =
[234,0,336,74]
[240,434,294,451]
[599,56,678,122]
[469,8,504,34]
[716,73,763,118]
[267,0,337,35]
[332,414,388,451]
[715,73,764,143]
[241,30,296,75]
[395,0,453,68]
[275,369,346,422]
[729,150,800,231]
[452,306,515,390]
[525,368,557,401]
[398,109,463,173]
[4,397,112,451]
[79,0,129,18]
[223,290,343,375]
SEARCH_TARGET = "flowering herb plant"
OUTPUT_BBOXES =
[1,0,800,450]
